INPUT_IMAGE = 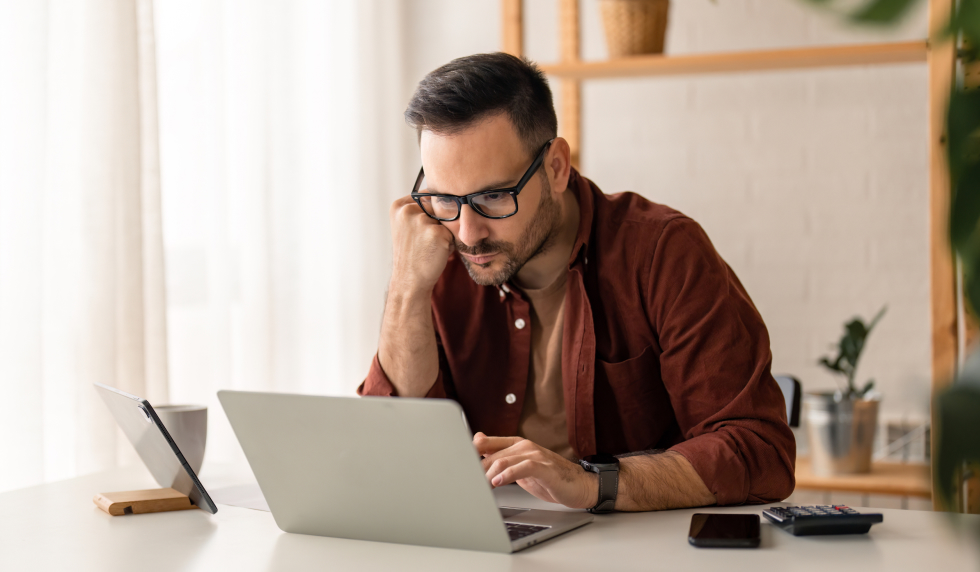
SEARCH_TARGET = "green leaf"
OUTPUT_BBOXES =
[935,385,980,505]
[845,318,869,341]
[841,336,860,368]
[850,0,922,24]
[867,306,887,332]
[858,379,875,397]
[949,160,980,254]
[948,0,980,49]
[946,90,980,190]
[819,356,846,373]
[963,248,980,318]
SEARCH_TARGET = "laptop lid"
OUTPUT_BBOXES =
[217,390,513,553]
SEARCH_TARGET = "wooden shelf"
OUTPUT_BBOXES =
[795,457,931,499]
[539,41,927,80]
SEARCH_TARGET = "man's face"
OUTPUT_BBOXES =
[419,114,562,287]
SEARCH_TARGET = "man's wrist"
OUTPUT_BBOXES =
[579,471,599,510]
[386,280,433,306]
[579,454,620,513]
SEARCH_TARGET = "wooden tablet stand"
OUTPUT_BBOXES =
[93,488,200,516]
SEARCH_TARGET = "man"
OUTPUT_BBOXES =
[359,53,795,513]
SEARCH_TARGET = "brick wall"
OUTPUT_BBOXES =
[403,0,932,426]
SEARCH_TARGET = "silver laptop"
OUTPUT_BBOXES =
[217,390,593,552]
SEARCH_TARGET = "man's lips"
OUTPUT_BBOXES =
[460,252,498,265]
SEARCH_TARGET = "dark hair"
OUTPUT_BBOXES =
[405,52,557,156]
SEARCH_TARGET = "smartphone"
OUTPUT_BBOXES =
[688,513,760,548]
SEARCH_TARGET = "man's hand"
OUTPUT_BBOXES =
[376,196,455,398]
[389,195,455,294]
[474,432,597,510]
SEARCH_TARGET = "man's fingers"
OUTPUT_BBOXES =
[473,432,525,456]
[484,454,524,484]
[490,459,538,487]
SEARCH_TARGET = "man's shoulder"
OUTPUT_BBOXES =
[597,189,686,230]
[587,182,702,253]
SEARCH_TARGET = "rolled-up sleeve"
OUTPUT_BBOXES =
[357,353,451,398]
[648,218,795,506]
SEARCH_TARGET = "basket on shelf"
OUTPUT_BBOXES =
[599,0,670,58]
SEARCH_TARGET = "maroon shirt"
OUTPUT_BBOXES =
[360,169,796,506]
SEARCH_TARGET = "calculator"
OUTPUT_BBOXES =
[762,505,883,536]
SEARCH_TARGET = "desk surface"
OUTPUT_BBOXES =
[1,465,978,572]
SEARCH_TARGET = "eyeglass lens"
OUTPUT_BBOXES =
[416,173,517,219]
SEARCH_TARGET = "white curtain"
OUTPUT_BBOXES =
[155,0,409,470]
[0,0,411,491]
[0,0,169,492]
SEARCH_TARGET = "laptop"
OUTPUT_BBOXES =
[93,383,218,514]
[217,390,593,552]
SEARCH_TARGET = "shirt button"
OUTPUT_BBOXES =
[498,289,505,299]
[514,318,526,329]
[502,284,511,293]
[505,393,516,404]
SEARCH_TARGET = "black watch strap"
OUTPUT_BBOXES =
[580,454,619,514]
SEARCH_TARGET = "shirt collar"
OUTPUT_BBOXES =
[567,167,594,269]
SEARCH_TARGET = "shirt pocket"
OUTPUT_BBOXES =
[594,345,673,452]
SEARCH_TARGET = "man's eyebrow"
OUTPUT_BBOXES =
[425,178,520,196]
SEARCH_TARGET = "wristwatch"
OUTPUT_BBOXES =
[579,454,619,514]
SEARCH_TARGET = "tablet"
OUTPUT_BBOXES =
[93,383,217,514]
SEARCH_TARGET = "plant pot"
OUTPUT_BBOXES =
[599,0,670,58]
[803,392,879,476]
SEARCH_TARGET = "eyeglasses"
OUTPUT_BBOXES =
[411,139,554,222]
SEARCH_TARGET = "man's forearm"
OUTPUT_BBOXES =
[377,286,440,398]
[615,451,716,511]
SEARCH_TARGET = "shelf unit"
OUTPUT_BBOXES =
[795,458,931,500]
[539,40,927,80]
[502,0,961,510]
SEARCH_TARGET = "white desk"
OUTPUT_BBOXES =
[2,465,978,571]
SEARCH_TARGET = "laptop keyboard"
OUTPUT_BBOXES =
[506,522,550,541]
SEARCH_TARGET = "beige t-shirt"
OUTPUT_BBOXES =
[516,272,575,461]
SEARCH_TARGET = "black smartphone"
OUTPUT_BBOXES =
[688,513,760,548]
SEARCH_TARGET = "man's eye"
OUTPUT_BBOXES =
[482,193,506,202]
[434,196,456,206]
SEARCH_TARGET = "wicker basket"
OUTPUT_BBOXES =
[599,0,670,58]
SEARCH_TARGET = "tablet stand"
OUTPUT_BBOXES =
[93,488,200,516]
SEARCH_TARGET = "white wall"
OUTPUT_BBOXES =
[402,0,932,427]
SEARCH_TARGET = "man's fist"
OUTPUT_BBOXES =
[389,196,455,293]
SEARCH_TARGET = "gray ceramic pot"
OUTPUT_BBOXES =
[804,392,879,475]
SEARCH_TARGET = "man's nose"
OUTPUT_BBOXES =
[456,205,489,247]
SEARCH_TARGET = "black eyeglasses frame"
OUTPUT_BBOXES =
[411,139,555,222]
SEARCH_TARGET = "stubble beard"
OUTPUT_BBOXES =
[456,174,563,287]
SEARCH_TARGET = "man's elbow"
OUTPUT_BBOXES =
[746,448,797,504]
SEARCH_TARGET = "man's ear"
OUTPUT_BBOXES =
[547,137,572,194]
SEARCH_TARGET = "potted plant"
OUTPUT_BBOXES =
[805,306,886,476]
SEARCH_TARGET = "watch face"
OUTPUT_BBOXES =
[583,454,619,469]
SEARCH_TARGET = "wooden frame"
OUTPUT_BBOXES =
[503,0,964,510]
[927,0,959,511]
